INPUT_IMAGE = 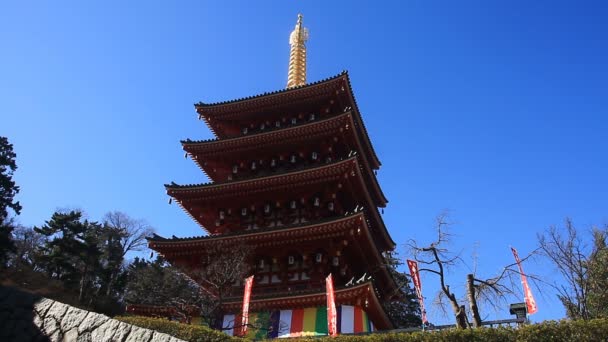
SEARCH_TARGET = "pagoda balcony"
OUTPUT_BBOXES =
[148,211,399,301]
[165,155,392,250]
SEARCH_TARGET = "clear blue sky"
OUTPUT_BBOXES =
[1,1,607,324]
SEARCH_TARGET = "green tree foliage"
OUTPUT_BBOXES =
[587,227,608,319]
[383,251,422,328]
[0,136,22,267]
[539,219,608,320]
[125,256,202,321]
[34,211,103,301]
[28,210,150,314]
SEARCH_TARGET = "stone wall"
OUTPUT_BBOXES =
[0,286,185,342]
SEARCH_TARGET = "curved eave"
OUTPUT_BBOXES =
[148,212,363,245]
[340,73,382,169]
[222,281,393,330]
[348,160,396,250]
[195,71,347,113]
[165,156,355,195]
[182,112,351,155]
[182,112,388,206]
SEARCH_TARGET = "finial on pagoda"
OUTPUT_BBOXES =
[287,14,309,88]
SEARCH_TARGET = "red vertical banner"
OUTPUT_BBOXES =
[240,275,254,336]
[511,247,538,315]
[326,273,338,337]
[406,259,428,324]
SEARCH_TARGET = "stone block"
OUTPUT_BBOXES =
[125,326,153,342]
[90,318,121,341]
[60,306,89,332]
[110,321,132,342]
[77,312,109,334]
[34,298,56,317]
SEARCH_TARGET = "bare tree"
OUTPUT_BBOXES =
[409,212,539,328]
[102,211,154,296]
[9,225,46,269]
[538,218,589,319]
[103,211,154,257]
[194,241,252,330]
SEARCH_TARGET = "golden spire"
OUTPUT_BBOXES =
[287,14,309,88]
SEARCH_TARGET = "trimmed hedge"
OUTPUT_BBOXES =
[114,317,608,342]
[115,315,240,342]
[288,319,608,342]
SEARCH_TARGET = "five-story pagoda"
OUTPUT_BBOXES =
[148,15,399,337]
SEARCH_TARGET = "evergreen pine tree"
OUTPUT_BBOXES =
[383,251,423,328]
[0,136,21,267]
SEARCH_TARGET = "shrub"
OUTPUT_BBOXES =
[288,319,608,342]
[114,317,608,342]
[115,315,239,342]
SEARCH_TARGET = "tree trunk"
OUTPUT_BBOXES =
[105,271,115,297]
[467,274,482,328]
[79,265,88,303]
[446,292,468,329]
[455,305,470,329]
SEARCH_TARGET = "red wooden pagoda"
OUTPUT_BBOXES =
[146,15,399,337]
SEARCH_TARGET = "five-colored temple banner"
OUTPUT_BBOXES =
[511,247,538,315]
[241,275,254,336]
[325,274,338,336]
[406,259,428,323]
[222,305,372,337]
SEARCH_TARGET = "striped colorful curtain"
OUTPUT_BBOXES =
[220,305,374,338]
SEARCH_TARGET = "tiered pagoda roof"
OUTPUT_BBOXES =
[194,72,381,169]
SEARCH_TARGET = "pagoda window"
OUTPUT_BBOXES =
[309,113,316,121]
[328,202,335,212]
[291,117,297,125]
[275,120,281,128]
[242,127,248,135]
[332,256,340,267]
[315,252,323,263]
[232,165,238,174]
[325,156,333,163]
[250,161,257,171]
[218,209,226,220]
[270,158,277,168]
[288,255,295,266]
[258,275,269,285]
[313,196,321,207]
[260,122,266,131]
[289,200,297,210]
[241,207,247,216]
[290,154,297,164]
[311,151,318,161]
[271,274,281,284]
